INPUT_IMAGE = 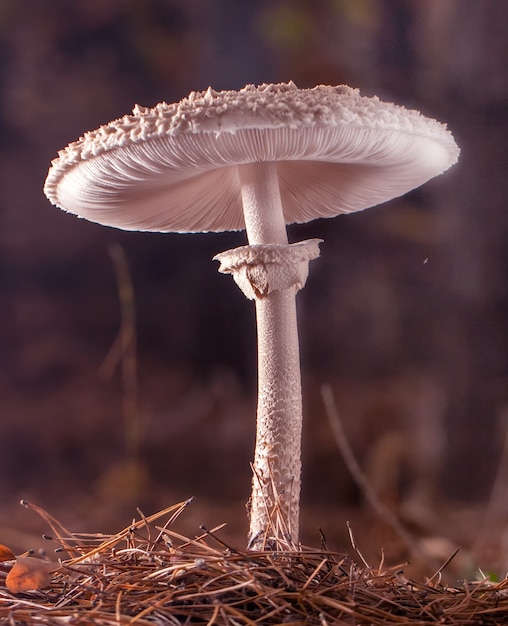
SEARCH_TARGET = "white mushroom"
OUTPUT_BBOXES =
[44,82,459,549]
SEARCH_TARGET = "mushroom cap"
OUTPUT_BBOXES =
[44,82,459,233]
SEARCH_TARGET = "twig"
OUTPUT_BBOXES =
[98,244,144,499]
[346,521,370,568]
[321,384,437,570]
[199,525,245,556]
[474,405,508,562]
[427,546,462,586]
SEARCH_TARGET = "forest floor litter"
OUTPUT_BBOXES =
[1,498,507,625]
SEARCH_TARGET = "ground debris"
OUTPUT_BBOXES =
[1,500,507,625]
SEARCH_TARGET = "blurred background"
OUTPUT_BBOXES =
[0,0,507,575]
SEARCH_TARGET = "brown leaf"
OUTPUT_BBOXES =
[5,556,60,593]
[0,544,15,562]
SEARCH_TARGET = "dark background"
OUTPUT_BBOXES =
[0,0,507,570]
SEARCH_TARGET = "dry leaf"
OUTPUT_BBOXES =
[6,556,60,593]
[0,544,15,562]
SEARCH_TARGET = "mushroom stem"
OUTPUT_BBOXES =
[239,162,288,246]
[249,288,302,548]
[238,162,303,548]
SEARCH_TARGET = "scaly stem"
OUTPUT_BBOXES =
[238,162,302,548]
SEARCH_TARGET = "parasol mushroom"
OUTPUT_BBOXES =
[43,82,459,549]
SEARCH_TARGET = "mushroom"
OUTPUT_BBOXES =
[43,82,459,549]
